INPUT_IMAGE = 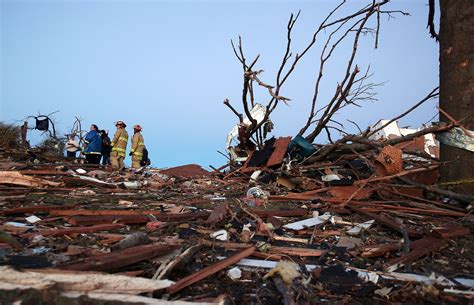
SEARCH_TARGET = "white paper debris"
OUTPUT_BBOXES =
[227,267,242,280]
[25,215,42,224]
[210,229,228,241]
[283,213,331,231]
[346,220,375,236]
[321,174,340,182]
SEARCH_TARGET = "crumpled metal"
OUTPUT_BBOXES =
[437,127,474,152]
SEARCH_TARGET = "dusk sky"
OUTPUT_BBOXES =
[1,0,439,168]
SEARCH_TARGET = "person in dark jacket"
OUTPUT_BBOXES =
[100,130,112,166]
[83,124,102,164]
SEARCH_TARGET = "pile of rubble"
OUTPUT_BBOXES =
[0,123,473,304]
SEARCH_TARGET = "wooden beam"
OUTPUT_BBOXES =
[167,246,255,294]
[62,243,179,272]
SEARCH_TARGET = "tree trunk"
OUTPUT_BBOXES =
[439,0,474,194]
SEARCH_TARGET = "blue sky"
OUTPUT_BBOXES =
[1,0,439,168]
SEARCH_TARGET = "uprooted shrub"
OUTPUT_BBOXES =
[0,122,20,149]
[38,137,65,157]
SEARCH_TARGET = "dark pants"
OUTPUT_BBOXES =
[101,154,110,166]
[67,151,76,158]
[85,154,101,164]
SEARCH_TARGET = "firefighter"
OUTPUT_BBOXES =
[129,124,144,169]
[110,121,128,170]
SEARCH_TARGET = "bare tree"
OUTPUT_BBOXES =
[224,0,408,149]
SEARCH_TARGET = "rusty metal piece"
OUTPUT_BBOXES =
[267,136,292,167]
[375,145,403,176]
[328,185,373,201]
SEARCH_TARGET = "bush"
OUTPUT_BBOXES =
[0,122,20,149]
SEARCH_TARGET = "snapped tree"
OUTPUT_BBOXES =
[223,0,410,148]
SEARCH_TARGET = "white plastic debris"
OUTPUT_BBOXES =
[210,229,228,241]
[321,174,340,182]
[227,267,242,280]
[283,213,331,230]
[250,170,262,181]
[25,215,41,224]
[5,222,34,228]
[346,220,375,236]
[75,168,87,174]
[358,270,380,284]
[122,181,142,189]
[210,196,227,201]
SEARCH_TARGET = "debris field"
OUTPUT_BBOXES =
[0,126,473,304]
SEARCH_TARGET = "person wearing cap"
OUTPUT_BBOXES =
[110,121,129,170]
[129,125,145,169]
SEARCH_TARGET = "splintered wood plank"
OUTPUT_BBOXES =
[383,236,447,272]
[432,226,470,238]
[62,243,179,272]
[267,137,292,167]
[20,224,124,238]
[0,171,62,188]
[1,205,74,215]
[167,246,255,294]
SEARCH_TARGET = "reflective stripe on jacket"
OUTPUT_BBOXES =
[130,132,144,157]
[111,128,128,157]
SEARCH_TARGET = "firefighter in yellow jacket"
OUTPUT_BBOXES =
[110,121,128,170]
[129,125,144,169]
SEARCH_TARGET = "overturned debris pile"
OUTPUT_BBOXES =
[0,124,473,305]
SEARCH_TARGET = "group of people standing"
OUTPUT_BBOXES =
[66,121,149,170]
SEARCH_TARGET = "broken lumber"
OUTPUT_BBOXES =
[201,240,326,257]
[267,136,292,167]
[62,243,179,272]
[432,226,470,239]
[167,246,255,294]
[0,171,62,188]
[20,223,124,238]
[361,243,401,258]
[0,266,172,294]
[383,235,447,272]
[348,206,422,238]
[1,205,74,215]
